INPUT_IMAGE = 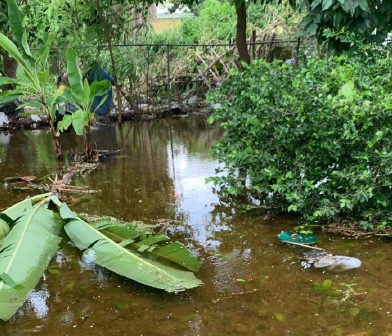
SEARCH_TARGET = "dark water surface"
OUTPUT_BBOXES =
[0,116,392,336]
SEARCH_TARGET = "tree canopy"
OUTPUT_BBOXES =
[295,0,392,51]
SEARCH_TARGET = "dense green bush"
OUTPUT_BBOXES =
[207,50,392,229]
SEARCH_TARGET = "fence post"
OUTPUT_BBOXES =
[166,44,171,111]
[251,30,256,61]
[295,37,300,67]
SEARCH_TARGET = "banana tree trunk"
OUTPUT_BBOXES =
[42,99,63,161]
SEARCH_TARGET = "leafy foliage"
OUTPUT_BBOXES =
[293,0,392,52]
[0,0,66,159]
[207,45,392,229]
[0,194,202,321]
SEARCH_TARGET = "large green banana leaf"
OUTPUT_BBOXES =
[0,194,51,248]
[1,193,52,222]
[6,0,32,60]
[61,205,202,292]
[0,220,9,242]
[0,33,37,88]
[66,49,83,99]
[0,197,62,321]
[91,217,201,273]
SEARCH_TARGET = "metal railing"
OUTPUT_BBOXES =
[51,37,305,114]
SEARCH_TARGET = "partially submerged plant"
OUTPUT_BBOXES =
[0,0,65,160]
[312,279,366,309]
[312,280,341,298]
[0,194,202,321]
[56,49,111,161]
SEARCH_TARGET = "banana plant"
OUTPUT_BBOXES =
[56,49,111,161]
[0,0,65,160]
[0,194,202,321]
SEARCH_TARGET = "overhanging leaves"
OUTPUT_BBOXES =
[0,33,37,88]
[6,0,32,60]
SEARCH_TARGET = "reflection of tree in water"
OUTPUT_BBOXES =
[71,120,173,220]
[171,116,224,154]
[70,116,223,223]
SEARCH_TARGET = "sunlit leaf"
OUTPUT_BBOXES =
[62,208,202,292]
[0,197,62,321]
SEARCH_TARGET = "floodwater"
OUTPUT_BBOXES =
[0,116,392,336]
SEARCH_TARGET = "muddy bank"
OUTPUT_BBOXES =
[0,102,214,131]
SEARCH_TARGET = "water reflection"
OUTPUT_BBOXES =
[167,141,224,246]
[1,116,392,335]
[27,286,50,319]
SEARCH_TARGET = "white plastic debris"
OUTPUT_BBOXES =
[31,115,41,122]
[186,96,197,105]
[0,133,10,145]
[308,254,361,272]
[0,112,9,126]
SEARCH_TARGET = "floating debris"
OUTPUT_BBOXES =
[278,231,318,245]
[303,251,361,272]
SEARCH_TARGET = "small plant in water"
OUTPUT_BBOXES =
[56,49,111,162]
[339,282,367,303]
[312,279,341,298]
[312,280,366,310]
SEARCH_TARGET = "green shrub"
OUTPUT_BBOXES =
[207,50,392,229]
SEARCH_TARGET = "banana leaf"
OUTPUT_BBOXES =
[61,205,202,292]
[91,217,201,273]
[0,197,62,321]
[6,0,32,60]
[0,219,9,242]
[66,49,83,100]
[0,33,37,88]
[1,193,52,222]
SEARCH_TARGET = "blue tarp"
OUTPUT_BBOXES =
[91,66,114,116]
[67,66,114,116]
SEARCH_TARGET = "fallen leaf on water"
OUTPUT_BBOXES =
[274,313,284,322]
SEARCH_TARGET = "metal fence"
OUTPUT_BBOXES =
[53,37,305,114]
[110,38,302,112]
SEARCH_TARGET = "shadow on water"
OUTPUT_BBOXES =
[1,116,392,335]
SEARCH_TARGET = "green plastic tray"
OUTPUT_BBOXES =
[278,231,318,245]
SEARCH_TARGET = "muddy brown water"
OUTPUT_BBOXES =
[0,116,392,336]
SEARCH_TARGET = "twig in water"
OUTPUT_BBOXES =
[281,240,324,251]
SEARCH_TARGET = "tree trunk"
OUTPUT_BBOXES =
[43,100,63,162]
[0,50,18,90]
[235,0,250,65]
[100,10,123,124]
[84,121,94,162]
